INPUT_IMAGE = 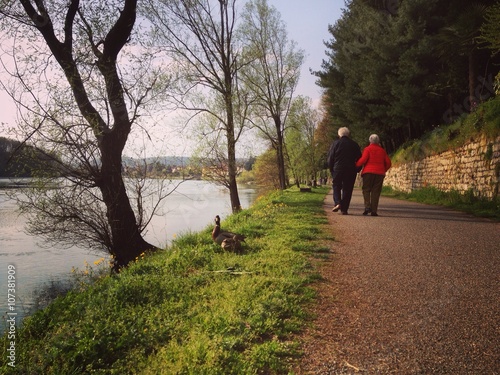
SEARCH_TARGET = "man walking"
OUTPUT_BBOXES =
[327,127,361,215]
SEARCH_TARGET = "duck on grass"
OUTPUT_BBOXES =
[211,215,246,252]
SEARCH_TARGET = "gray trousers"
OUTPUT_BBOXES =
[362,173,385,213]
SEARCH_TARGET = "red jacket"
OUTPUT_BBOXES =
[356,143,391,176]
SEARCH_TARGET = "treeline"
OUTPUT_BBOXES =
[316,0,500,153]
[0,137,56,178]
[122,156,256,180]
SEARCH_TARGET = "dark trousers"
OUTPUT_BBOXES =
[332,170,357,213]
[361,173,385,213]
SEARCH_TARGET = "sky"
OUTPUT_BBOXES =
[0,1,346,156]
[267,0,344,107]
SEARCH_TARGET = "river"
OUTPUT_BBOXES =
[0,179,257,332]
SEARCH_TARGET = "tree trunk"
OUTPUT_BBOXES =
[21,0,156,270]
[275,117,287,190]
[100,135,155,270]
[226,111,241,213]
[468,49,477,111]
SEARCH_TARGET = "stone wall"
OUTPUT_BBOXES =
[384,136,500,199]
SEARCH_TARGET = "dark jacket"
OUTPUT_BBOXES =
[327,136,362,174]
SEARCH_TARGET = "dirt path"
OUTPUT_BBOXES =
[295,189,500,374]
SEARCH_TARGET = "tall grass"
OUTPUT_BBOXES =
[1,187,331,374]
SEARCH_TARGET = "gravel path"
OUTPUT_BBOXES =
[296,188,500,374]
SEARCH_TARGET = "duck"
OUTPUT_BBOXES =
[211,215,246,252]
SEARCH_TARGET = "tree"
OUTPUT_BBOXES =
[480,1,500,54]
[436,1,492,111]
[145,0,246,212]
[0,0,166,270]
[314,96,336,170]
[285,96,321,187]
[480,1,500,94]
[253,148,280,192]
[315,1,383,146]
[239,0,304,190]
[316,0,500,153]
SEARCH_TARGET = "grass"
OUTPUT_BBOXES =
[382,186,500,221]
[391,97,500,164]
[1,186,332,374]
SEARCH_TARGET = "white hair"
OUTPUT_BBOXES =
[338,127,350,137]
[369,134,380,144]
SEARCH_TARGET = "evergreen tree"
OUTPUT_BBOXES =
[316,0,500,153]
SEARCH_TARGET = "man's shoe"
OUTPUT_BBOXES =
[341,211,348,215]
[362,208,371,216]
[332,204,341,212]
[371,212,378,216]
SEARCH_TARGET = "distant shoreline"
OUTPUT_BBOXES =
[0,177,32,189]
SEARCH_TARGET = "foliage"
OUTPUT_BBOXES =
[480,1,500,95]
[239,0,305,190]
[0,137,59,178]
[479,1,500,55]
[285,96,324,186]
[253,148,281,193]
[391,97,500,164]
[0,186,332,374]
[317,0,500,154]
[237,168,256,185]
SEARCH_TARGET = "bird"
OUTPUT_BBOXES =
[211,215,246,252]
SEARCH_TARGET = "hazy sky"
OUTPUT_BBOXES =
[268,0,345,106]
[0,1,346,155]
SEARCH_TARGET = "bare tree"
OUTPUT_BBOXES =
[0,0,169,270]
[239,0,304,190]
[145,0,247,212]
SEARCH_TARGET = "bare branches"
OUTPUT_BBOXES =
[146,0,244,211]
[2,0,166,265]
[239,0,304,189]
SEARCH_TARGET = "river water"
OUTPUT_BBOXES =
[0,179,257,332]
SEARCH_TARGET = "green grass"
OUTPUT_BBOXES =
[1,186,332,374]
[391,97,500,164]
[382,186,500,221]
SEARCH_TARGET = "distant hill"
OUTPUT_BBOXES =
[0,137,57,178]
[0,136,191,178]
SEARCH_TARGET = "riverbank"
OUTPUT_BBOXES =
[0,179,258,333]
[1,186,332,374]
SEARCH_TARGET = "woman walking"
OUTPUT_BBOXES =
[356,134,391,216]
